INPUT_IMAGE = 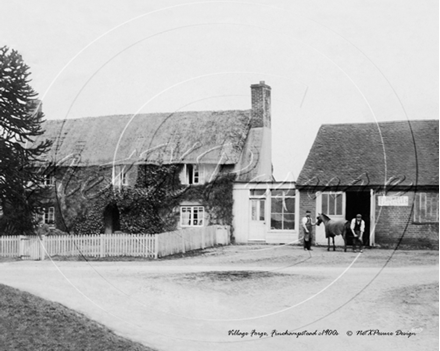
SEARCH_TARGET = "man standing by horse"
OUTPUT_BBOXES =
[350,214,365,253]
[302,210,315,251]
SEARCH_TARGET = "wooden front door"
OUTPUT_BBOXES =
[249,198,266,241]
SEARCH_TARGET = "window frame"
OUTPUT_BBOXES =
[36,207,55,226]
[185,164,203,185]
[112,166,128,187]
[413,192,439,224]
[180,206,205,227]
[321,192,344,216]
[43,174,55,187]
[270,189,296,231]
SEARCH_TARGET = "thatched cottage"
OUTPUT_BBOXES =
[296,120,439,249]
[33,82,298,243]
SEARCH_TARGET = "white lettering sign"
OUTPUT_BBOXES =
[378,196,408,206]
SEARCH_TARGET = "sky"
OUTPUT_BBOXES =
[1,0,438,181]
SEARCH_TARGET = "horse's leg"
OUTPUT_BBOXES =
[333,237,336,251]
[327,237,330,251]
[343,232,347,252]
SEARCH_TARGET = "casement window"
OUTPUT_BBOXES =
[112,166,128,187]
[322,192,343,216]
[270,189,295,230]
[414,192,439,223]
[184,164,202,185]
[180,206,204,227]
[43,174,55,186]
[36,207,55,226]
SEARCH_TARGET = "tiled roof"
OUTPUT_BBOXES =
[297,120,439,188]
[30,110,252,166]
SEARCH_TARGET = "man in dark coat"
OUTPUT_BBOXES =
[350,214,365,253]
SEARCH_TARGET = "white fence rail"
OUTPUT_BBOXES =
[0,226,230,260]
[156,225,230,257]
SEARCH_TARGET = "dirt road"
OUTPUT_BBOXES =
[0,246,438,351]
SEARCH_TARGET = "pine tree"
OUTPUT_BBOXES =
[0,46,52,235]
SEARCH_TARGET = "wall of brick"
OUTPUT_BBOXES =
[374,191,439,249]
[299,190,318,245]
[250,82,271,128]
[299,189,439,249]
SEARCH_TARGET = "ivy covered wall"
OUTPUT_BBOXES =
[47,164,235,235]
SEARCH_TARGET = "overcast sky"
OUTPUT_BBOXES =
[1,0,438,180]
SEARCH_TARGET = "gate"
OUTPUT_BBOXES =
[20,236,42,260]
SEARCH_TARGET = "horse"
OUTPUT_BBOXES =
[315,213,350,252]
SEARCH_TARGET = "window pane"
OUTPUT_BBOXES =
[285,198,295,213]
[193,165,199,184]
[259,200,265,221]
[421,193,426,221]
[322,194,328,214]
[251,200,257,220]
[181,208,190,226]
[270,213,282,230]
[193,208,198,225]
[336,194,342,215]
[271,189,295,197]
[48,207,55,224]
[271,198,283,213]
[196,207,203,225]
[250,189,266,197]
[284,214,295,230]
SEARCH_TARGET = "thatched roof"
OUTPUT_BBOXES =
[32,110,252,166]
[297,120,439,188]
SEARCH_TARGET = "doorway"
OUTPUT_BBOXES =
[249,198,266,241]
[345,191,370,246]
[103,204,120,234]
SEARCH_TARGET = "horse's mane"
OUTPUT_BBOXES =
[320,213,331,221]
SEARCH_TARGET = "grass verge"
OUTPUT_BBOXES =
[0,284,156,351]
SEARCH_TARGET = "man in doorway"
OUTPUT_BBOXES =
[302,210,315,251]
[350,214,365,253]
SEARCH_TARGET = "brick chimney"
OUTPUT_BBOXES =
[250,81,271,128]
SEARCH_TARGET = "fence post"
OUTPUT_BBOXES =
[100,234,105,258]
[201,227,205,249]
[40,235,46,261]
[154,234,158,259]
[19,235,25,258]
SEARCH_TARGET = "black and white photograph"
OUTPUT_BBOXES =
[0,1,438,350]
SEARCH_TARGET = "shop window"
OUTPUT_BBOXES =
[270,189,295,230]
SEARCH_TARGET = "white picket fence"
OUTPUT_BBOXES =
[0,226,230,260]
